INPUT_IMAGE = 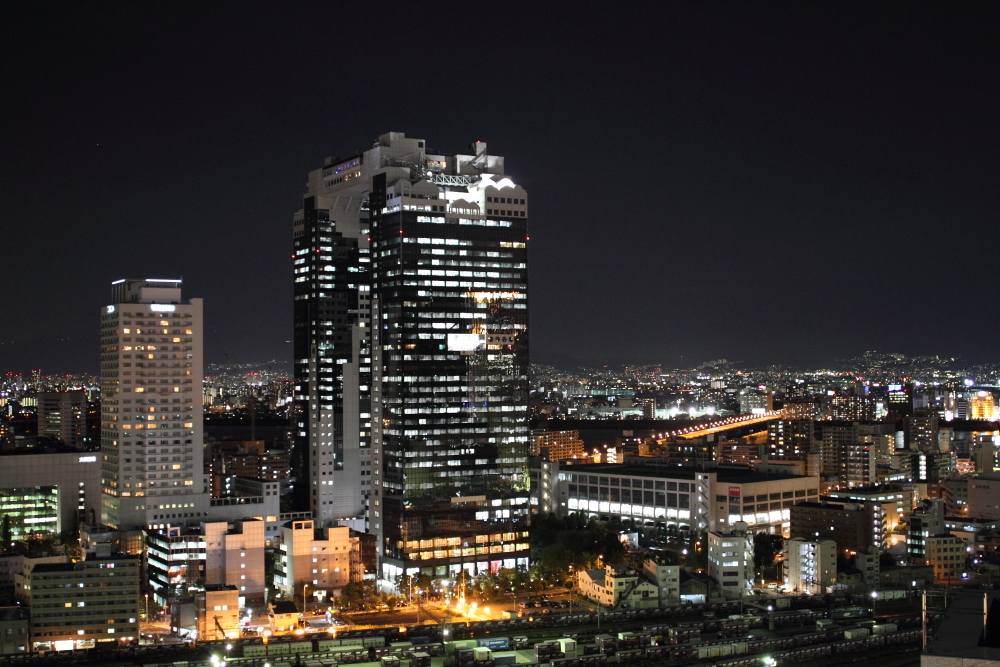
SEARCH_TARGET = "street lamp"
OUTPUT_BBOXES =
[302,583,310,613]
[871,590,878,617]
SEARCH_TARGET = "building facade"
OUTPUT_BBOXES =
[195,585,239,641]
[203,520,266,605]
[538,462,820,536]
[99,279,208,530]
[790,501,883,555]
[924,534,967,583]
[275,519,363,602]
[576,563,660,609]
[292,133,531,579]
[530,429,585,461]
[37,391,86,448]
[707,522,754,598]
[783,537,837,594]
[0,450,102,537]
[27,553,139,652]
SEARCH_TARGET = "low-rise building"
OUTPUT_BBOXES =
[783,537,837,593]
[576,563,659,609]
[641,559,681,607]
[535,461,820,536]
[908,499,945,564]
[26,551,139,652]
[879,564,934,589]
[0,449,103,538]
[0,607,29,655]
[707,521,754,598]
[196,585,239,641]
[270,600,300,633]
[924,534,967,583]
[274,520,363,603]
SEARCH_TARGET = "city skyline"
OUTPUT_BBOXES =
[4,4,998,374]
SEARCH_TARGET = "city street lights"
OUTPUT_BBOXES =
[302,583,310,614]
[871,590,878,618]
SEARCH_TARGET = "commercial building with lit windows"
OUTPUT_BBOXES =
[539,462,819,536]
[26,553,140,652]
[99,279,208,530]
[0,450,102,537]
[293,133,530,580]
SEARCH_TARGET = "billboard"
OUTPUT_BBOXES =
[447,333,486,352]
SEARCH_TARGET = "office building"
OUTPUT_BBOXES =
[148,519,269,607]
[789,501,883,555]
[826,486,911,533]
[783,537,837,594]
[99,279,208,530]
[907,498,945,564]
[538,461,819,535]
[37,391,86,448]
[0,450,102,537]
[27,551,139,652]
[707,521,755,598]
[0,607,29,655]
[923,534,967,583]
[274,519,363,602]
[293,133,531,579]
[530,429,585,461]
[204,519,266,605]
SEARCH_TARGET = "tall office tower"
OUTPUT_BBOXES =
[294,132,531,579]
[99,279,208,529]
[37,390,87,448]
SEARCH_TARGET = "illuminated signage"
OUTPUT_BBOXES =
[728,486,741,497]
[78,456,97,463]
[106,305,115,313]
[150,304,176,312]
[447,333,485,352]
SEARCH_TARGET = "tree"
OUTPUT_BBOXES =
[340,580,377,611]
[754,532,777,569]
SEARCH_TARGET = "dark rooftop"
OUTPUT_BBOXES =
[558,462,810,484]
[926,590,1000,659]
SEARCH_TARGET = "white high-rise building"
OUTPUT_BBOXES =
[99,279,209,529]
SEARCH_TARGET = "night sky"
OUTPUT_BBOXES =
[3,4,997,375]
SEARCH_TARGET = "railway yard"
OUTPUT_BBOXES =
[4,594,932,667]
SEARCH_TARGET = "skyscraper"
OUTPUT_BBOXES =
[99,279,208,529]
[293,132,531,579]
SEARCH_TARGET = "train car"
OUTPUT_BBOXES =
[715,655,763,667]
[644,645,672,661]
[770,609,819,628]
[830,606,872,620]
[615,649,644,665]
